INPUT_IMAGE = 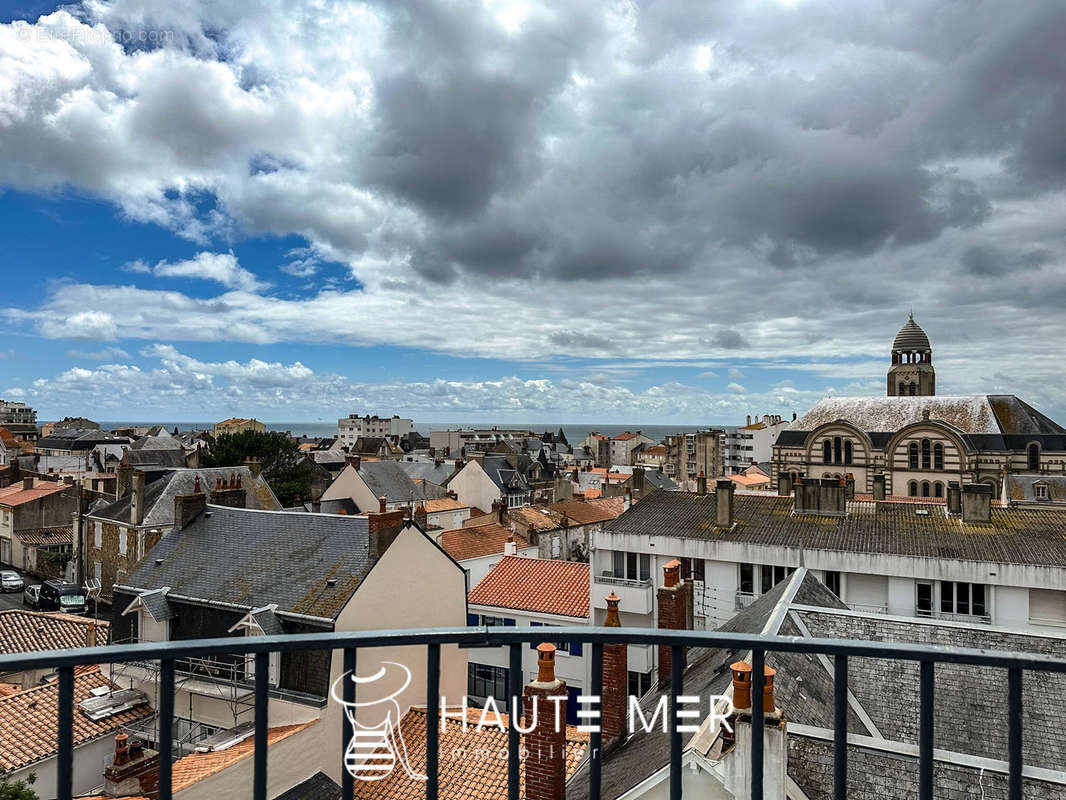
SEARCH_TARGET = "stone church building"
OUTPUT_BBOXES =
[772,315,1066,499]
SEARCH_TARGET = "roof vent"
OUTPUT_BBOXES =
[915,508,930,516]
[155,558,163,565]
[326,578,337,588]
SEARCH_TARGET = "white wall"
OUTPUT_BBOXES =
[447,462,500,513]
[10,735,118,800]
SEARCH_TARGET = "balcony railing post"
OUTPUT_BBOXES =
[669,645,683,800]
[1007,667,1023,800]
[342,648,355,800]
[426,643,441,800]
[833,655,847,800]
[56,665,73,800]
[589,642,604,800]
[918,659,934,800]
[254,651,269,800]
[751,649,764,800]
[158,658,175,800]
[508,643,521,800]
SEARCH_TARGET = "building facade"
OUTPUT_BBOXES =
[336,414,413,447]
[664,429,723,488]
[211,418,266,438]
[0,400,36,426]
[772,315,1066,498]
[721,414,790,474]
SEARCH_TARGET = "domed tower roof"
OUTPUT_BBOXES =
[892,313,931,352]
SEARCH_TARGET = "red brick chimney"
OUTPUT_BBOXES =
[523,644,568,800]
[103,733,159,798]
[657,559,692,687]
[378,495,387,513]
[602,593,628,741]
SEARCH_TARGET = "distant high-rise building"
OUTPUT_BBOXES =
[0,400,36,426]
[338,414,413,447]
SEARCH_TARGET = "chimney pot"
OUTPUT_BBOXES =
[379,495,387,513]
[535,643,558,683]
[22,477,33,490]
[716,479,735,527]
[113,733,130,766]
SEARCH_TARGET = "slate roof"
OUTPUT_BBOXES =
[1008,474,1066,503]
[359,461,448,504]
[88,467,281,527]
[0,668,151,772]
[0,609,108,653]
[36,430,128,451]
[481,455,531,494]
[789,394,1065,436]
[123,448,189,469]
[119,506,379,619]
[439,523,529,561]
[274,771,341,800]
[603,489,1066,567]
[131,434,183,451]
[350,707,588,800]
[469,556,589,618]
[395,460,457,487]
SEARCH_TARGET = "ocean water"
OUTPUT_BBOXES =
[98,421,710,445]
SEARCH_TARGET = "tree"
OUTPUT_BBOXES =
[0,772,39,800]
[202,430,315,507]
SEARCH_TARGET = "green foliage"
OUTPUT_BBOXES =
[0,771,39,800]
[202,430,315,507]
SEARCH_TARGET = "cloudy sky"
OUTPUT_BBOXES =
[1,0,1065,424]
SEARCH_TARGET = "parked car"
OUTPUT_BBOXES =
[38,580,87,613]
[0,570,24,593]
[23,584,41,609]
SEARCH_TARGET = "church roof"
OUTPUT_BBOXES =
[790,395,1066,436]
[892,314,931,352]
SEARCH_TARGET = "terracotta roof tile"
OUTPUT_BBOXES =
[583,488,601,499]
[549,498,624,525]
[440,524,528,561]
[0,668,151,772]
[351,707,588,800]
[0,610,109,654]
[508,506,564,532]
[0,480,70,507]
[423,497,469,513]
[469,556,590,618]
[14,526,73,546]
[170,722,316,792]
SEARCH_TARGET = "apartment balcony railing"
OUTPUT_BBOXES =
[2,626,1064,800]
[595,574,653,588]
[916,609,992,625]
[735,590,757,609]
[846,602,889,615]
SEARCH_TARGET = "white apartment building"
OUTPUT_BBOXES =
[0,400,36,425]
[589,479,1066,641]
[336,414,412,446]
[720,413,790,474]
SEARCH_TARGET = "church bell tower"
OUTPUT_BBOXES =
[888,313,935,396]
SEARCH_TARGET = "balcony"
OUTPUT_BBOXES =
[916,609,992,625]
[2,626,1063,800]
[594,574,655,614]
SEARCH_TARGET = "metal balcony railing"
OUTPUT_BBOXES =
[595,573,653,588]
[2,626,1065,800]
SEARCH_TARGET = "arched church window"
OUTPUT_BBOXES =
[833,437,842,464]
[921,439,931,469]
[844,440,853,465]
[1028,443,1040,472]
[909,442,919,469]
[898,381,905,395]
[908,481,918,497]
[921,481,930,497]
[822,440,832,464]
[909,382,917,396]
[934,482,943,498]
[933,443,943,470]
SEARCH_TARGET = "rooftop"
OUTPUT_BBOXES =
[13,525,73,547]
[439,523,528,561]
[0,609,108,654]
[0,479,71,507]
[469,556,590,619]
[603,489,1066,568]
[0,668,150,772]
[422,497,469,513]
[351,707,588,800]
[549,497,625,525]
[170,722,315,792]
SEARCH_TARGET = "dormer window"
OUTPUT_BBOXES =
[1035,482,1049,500]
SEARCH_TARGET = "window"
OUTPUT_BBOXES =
[909,442,919,469]
[833,437,842,464]
[613,551,650,582]
[118,529,127,556]
[529,622,581,655]
[822,440,832,464]
[933,443,944,470]
[824,570,841,597]
[909,481,918,497]
[679,557,704,582]
[1029,588,1066,624]
[921,439,931,469]
[1035,483,1049,500]
[916,582,934,616]
[844,440,853,465]
[898,381,905,395]
[909,382,917,396]
[1028,443,1040,472]
[934,482,943,498]
[760,564,795,594]
[940,582,987,617]
[921,481,930,497]
[479,615,513,627]
[468,663,509,703]
[94,522,102,549]
[628,670,653,699]
[739,564,754,594]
